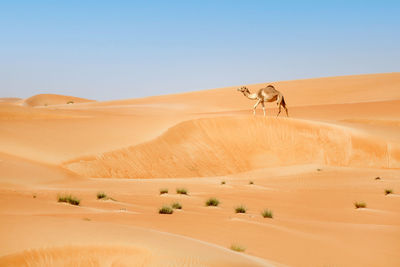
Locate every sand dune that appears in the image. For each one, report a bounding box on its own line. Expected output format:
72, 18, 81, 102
1, 73, 400, 267
0, 245, 271, 267
23, 94, 94, 107
0, 216, 272, 267
76, 72, 400, 111
0, 98, 21, 104
65, 116, 400, 178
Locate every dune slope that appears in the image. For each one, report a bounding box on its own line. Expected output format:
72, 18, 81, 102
65, 116, 400, 178
23, 94, 94, 107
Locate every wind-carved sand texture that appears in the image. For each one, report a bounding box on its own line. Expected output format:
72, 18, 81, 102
65, 117, 400, 178
1, 73, 400, 267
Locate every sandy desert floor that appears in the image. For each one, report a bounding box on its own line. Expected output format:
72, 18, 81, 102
1, 73, 400, 266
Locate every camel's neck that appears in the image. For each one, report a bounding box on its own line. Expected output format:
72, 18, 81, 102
242, 91, 258, 100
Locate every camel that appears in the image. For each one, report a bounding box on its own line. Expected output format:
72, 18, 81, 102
237, 85, 289, 117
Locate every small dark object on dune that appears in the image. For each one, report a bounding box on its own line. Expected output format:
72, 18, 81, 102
97, 192, 107, 199
206, 198, 220, 207
230, 244, 246, 252
159, 188, 168, 195
235, 205, 247, 213
171, 202, 182, 209
354, 202, 366, 209
58, 194, 80, 206
159, 206, 173, 214
385, 189, 393, 195
261, 209, 273, 218
176, 188, 188, 195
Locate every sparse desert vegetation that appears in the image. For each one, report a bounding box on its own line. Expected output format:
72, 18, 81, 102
171, 202, 182, 209
261, 209, 273, 218
96, 192, 116, 201
249, 181, 254, 185
235, 205, 247, 213
97, 192, 107, 199
159, 188, 168, 195
176, 188, 188, 195
67, 100, 74, 104
385, 189, 393, 195
159, 205, 173, 214
230, 244, 246, 252
354, 202, 367, 209
58, 194, 80, 206
375, 176, 381, 180
205, 197, 220, 207
221, 181, 226, 185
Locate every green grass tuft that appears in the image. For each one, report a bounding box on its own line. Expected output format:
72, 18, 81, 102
261, 209, 273, 218
58, 194, 80, 206
354, 202, 366, 209
385, 189, 393, 195
205, 197, 220, 207
171, 202, 182, 209
235, 205, 247, 213
176, 188, 188, 195
159, 206, 173, 214
97, 192, 107, 199
230, 244, 246, 252
159, 188, 168, 195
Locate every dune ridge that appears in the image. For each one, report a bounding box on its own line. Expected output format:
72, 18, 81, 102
76, 73, 400, 111
23, 94, 95, 107
64, 116, 400, 178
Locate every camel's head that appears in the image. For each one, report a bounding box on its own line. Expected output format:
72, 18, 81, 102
237, 86, 250, 95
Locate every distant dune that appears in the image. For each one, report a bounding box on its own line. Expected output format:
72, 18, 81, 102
0, 98, 22, 104
85, 72, 400, 111
23, 93, 95, 107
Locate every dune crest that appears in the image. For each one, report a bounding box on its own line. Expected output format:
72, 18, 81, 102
23, 94, 95, 107
64, 116, 400, 178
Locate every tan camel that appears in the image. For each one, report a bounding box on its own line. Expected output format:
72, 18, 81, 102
237, 85, 289, 117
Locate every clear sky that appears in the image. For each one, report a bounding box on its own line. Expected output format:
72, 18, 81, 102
1, 0, 399, 100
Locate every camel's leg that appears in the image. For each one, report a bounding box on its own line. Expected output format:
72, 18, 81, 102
284, 106, 289, 117
261, 101, 266, 117
276, 104, 282, 117
253, 99, 261, 115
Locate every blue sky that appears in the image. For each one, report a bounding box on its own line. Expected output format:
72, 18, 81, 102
1, 1, 399, 100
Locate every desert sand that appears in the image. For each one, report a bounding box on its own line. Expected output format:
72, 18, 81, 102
0, 73, 399, 266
